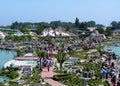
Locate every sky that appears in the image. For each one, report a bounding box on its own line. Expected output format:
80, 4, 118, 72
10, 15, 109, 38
0, 0, 120, 26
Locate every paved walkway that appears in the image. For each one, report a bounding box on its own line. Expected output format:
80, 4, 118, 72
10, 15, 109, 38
41, 67, 66, 86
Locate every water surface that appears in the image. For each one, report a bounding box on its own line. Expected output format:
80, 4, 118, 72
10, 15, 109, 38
0, 49, 17, 69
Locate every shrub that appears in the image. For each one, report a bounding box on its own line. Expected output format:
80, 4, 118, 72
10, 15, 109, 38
9, 81, 18, 86
0, 83, 5, 86
53, 74, 74, 81
6, 71, 19, 79
102, 80, 111, 86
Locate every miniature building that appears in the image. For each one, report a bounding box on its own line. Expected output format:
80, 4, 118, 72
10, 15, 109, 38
83, 71, 94, 78
22, 66, 32, 76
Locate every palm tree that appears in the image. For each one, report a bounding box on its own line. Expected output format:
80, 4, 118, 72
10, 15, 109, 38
36, 49, 47, 70
55, 50, 67, 74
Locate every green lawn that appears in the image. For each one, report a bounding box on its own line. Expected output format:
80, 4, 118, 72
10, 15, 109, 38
71, 50, 90, 59
41, 84, 50, 86
53, 74, 83, 86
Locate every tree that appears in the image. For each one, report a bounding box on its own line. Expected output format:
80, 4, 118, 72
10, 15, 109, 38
75, 17, 80, 28
87, 21, 96, 27
19, 28, 30, 34
105, 27, 112, 36
55, 50, 67, 74
16, 49, 25, 56
36, 27, 44, 35
35, 22, 50, 35
96, 27, 104, 34
26, 35, 32, 41
79, 22, 88, 30
36, 49, 47, 70
10, 21, 19, 29
50, 21, 62, 29
96, 24, 104, 27
111, 21, 118, 29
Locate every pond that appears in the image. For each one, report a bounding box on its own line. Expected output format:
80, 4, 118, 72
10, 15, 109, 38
0, 49, 17, 82
104, 45, 120, 56
0, 76, 11, 82
0, 49, 17, 69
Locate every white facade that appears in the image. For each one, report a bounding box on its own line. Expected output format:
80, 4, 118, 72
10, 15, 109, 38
13, 31, 24, 36
87, 27, 96, 32
0, 31, 5, 39
41, 27, 72, 37
4, 60, 37, 68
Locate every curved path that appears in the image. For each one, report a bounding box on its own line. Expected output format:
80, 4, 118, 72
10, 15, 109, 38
41, 67, 66, 86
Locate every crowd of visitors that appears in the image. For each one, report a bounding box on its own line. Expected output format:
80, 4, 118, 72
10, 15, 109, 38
100, 50, 120, 86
